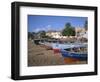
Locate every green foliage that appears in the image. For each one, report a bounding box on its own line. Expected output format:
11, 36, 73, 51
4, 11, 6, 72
62, 23, 76, 36
38, 31, 46, 38
28, 32, 34, 39
84, 20, 88, 30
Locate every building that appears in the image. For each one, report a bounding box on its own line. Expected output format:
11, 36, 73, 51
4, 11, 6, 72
46, 27, 87, 39
75, 27, 87, 39
75, 27, 85, 36
46, 31, 62, 39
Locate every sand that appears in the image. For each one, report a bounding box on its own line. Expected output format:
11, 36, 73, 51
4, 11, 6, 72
28, 40, 65, 66
28, 40, 87, 66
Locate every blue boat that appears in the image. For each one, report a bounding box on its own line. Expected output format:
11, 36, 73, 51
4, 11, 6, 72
60, 47, 87, 61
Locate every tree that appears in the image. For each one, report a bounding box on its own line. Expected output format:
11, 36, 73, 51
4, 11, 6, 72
40, 31, 46, 38
28, 32, 36, 39
28, 32, 31, 39
84, 20, 88, 30
62, 23, 76, 36
38, 31, 46, 38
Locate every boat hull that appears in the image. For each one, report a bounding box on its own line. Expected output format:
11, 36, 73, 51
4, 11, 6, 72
60, 49, 87, 61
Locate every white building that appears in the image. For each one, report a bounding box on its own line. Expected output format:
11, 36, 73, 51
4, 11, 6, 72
82, 31, 88, 39
75, 27, 87, 39
46, 27, 87, 39
46, 31, 62, 39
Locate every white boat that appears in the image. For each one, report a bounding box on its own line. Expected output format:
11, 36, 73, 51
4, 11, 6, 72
39, 40, 87, 52
52, 43, 87, 50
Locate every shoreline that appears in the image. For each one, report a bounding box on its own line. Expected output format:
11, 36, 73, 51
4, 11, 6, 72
28, 40, 87, 66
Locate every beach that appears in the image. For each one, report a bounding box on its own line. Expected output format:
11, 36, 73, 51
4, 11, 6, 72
28, 40, 65, 66
28, 40, 87, 66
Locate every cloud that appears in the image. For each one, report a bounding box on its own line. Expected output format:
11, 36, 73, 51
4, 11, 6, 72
45, 25, 52, 31
33, 25, 52, 33
33, 28, 42, 32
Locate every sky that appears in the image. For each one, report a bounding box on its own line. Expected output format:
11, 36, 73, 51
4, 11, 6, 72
28, 15, 87, 32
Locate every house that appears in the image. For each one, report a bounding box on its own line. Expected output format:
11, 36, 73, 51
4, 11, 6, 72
46, 31, 62, 39
46, 27, 87, 39
75, 27, 87, 39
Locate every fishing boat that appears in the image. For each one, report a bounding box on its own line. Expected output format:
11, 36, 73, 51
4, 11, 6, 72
60, 46, 87, 61
39, 41, 53, 50
52, 42, 87, 53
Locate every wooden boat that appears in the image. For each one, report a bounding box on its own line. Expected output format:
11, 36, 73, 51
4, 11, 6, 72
60, 46, 87, 61
52, 43, 87, 53
39, 41, 52, 50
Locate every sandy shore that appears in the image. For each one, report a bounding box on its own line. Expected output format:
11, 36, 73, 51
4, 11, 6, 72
28, 40, 87, 66
28, 40, 65, 66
